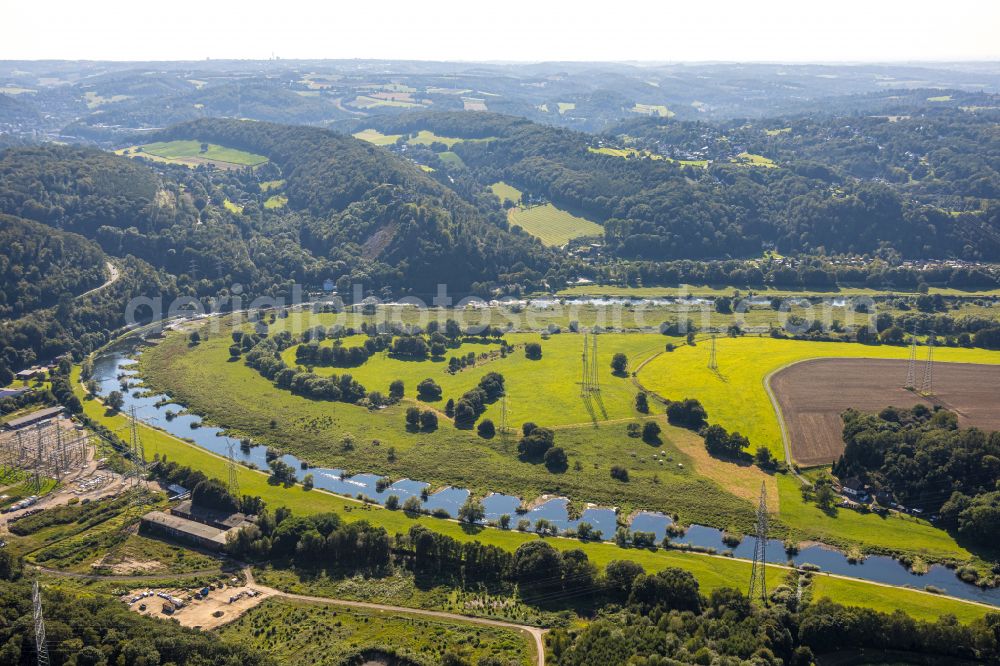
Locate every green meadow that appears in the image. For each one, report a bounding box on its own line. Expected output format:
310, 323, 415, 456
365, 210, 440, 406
353, 128, 403, 145
69, 363, 992, 623
733, 152, 778, 168
126, 140, 268, 166
263, 194, 287, 209
490, 181, 522, 205
508, 204, 603, 246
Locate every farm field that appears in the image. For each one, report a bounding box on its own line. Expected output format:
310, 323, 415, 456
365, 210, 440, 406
636, 336, 1000, 461
219, 598, 536, 665
116, 140, 268, 169
69, 365, 992, 623
771, 358, 1000, 465
508, 204, 603, 246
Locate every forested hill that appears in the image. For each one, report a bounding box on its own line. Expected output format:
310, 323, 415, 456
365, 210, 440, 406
0, 214, 107, 319
366, 111, 1000, 262
153, 118, 554, 291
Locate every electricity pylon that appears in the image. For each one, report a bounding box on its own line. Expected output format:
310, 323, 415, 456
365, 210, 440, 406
226, 440, 241, 500
500, 393, 509, 446
590, 333, 600, 393
748, 481, 769, 605
708, 333, 718, 371
920, 334, 935, 395
33, 580, 50, 666
904, 333, 917, 390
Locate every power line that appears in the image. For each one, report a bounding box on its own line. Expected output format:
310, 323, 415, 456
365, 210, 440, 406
748, 481, 768, 605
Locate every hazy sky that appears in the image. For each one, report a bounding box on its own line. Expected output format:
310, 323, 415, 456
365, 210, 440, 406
4, 0, 999, 62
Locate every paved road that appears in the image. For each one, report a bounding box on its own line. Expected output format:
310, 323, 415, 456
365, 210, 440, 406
244, 568, 548, 666
80, 261, 121, 298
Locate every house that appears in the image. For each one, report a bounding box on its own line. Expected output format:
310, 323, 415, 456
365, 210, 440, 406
0, 387, 31, 400
874, 490, 895, 506
15, 368, 44, 381
840, 477, 870, 502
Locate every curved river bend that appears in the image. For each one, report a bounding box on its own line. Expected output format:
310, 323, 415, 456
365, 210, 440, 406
90, 344, 1000, 607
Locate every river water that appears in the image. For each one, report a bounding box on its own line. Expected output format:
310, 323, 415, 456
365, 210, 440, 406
90, 344, 1000, 606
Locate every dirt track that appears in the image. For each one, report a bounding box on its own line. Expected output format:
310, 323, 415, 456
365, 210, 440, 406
771, 358, 1000, 466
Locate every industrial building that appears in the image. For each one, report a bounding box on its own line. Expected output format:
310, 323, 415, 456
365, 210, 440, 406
139, 511, 230, 552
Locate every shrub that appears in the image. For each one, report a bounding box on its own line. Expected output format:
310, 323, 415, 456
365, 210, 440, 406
543, 446, 568, 472
416, 378, 442, 401
478, 419, 496, 438
610, 465, 630, 482
524, 342, 542, 360
666, 398, 708, 430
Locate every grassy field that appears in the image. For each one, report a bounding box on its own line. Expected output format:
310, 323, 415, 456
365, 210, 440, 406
353, 128, 403, 145
631, 103, 674, 117
219, 598, 536, 665
355, 129, 496, 150
733, 152, 778, 168
223, 199, 243, 214
119, 140, 268, 167
263, 194, 287, 209
438, 151, 465, 167
70, 365, 992, 622
809, 574, 989, 624
557, 102, 576, 114
636, 336, 1000, 460
508, 204, 604, 246
490, 181, 522, 205
141, 326, 758, 531
259, 179, 285, 192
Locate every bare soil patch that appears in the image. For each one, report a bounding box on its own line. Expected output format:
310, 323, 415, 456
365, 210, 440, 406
772, 359, 1000, 466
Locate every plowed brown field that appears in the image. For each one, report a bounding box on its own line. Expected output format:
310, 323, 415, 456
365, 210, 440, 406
771, 359, 1000, 466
